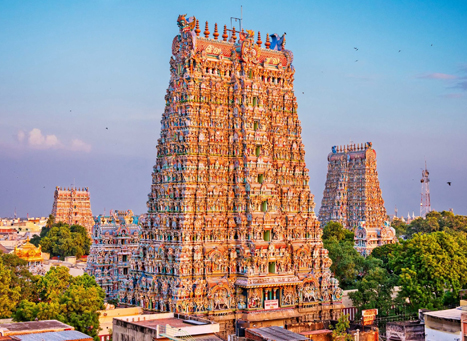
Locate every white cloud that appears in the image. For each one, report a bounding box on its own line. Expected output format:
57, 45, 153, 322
70, 139, 92, 153
28, 128, 60, 148
16, 128, 91, 152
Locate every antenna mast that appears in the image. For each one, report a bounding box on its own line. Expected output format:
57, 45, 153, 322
420, 161, 432, 218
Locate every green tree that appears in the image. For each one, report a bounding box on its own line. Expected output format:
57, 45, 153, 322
14, 267, 104, 340
39, 223, 91, 258
371, 243, 398, 272
331, 314, 353, 341
390, 231, 467, 311
0, 258, 21, 318
324, 237, 364, 289
46, 214, 55, 228
391, 218, 408, 237
323, 221, 354, 242
348, 267, 396, 317
0, 253, 37, 302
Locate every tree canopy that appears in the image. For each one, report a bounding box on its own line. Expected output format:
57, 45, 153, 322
14, 266, 105, 340
38, 222, 91, 258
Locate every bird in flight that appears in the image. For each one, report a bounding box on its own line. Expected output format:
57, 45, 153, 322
447, 182, 451, 186
398, 50, 401, 52
302, 92, 304, 94
354, 47, 358, 51
106, 127, 109, 130
355, 60, 358, 62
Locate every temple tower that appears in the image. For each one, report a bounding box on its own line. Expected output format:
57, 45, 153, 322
85, 210, 141, 300
319, 143, 387, 230
121, 15, 343, 336
51, 186, 94, 235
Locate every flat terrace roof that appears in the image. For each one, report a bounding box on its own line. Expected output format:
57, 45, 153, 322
0, 320, 73, 334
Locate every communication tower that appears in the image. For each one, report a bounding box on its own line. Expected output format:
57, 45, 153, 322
420, 161, 431, 218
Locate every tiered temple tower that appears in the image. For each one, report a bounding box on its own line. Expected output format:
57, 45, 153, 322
319, 142, 388, 230
120, 15, 343, 336
51, 186, 94, 235
85, 210, 141, 300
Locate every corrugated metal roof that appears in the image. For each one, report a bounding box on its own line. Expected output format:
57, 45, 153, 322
249, 326, 309, 341
14, 330, 92, 341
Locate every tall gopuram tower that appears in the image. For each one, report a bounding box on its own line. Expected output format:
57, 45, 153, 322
319, 142, 387, 230
121, 15, 343, 336
51, 186, 94, 235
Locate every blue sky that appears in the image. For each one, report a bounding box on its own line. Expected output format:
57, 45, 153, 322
1, 0, 466, 218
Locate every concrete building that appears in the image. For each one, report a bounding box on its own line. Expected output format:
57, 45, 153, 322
386, 321, 425, 341
112, 312, 221, 341
424, 307, 467, 341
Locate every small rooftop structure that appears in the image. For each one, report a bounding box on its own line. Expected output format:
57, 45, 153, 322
423, 307, 467, 341
245, 326, 309, 341
112, 312, 221, 340
12, 330, 92, 341
0, 320, 73, 336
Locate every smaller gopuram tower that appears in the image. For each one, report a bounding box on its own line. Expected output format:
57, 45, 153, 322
86, 210, 141, 300
51, 186, 94, 235
319, 142, 387, 230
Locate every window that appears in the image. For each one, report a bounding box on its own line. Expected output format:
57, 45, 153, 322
123, 255, 127, 262
261, 201, 268, 212
254, 121, 258, 131
123, 268, 128, 275
253, 97, 257, 107
269, 262, 276, 274
264, 230, 270, 241
258, 174, 264, 184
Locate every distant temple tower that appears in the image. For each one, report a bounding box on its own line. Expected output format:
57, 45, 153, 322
319, 142, 387, 230
51, 187, 94, 235
85, 210, 141, 300
119, 14, 343, 336
420, 161, 431, 218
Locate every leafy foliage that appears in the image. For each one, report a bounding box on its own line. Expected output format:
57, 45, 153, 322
0, 253, 37, 302
323, 221, 355, 242
0, 257, 21, 318
331, 314, 353, 340
39, 222, 91, 258
389, 231, 467, 311
348, 267, 396, 317
14, 266, 105, 339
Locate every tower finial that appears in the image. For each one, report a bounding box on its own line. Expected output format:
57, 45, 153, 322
257, 31, 262, 47
231, 27, 237, 42
195, 20, 200, 37
213, 23, 219, 40
204, 21, 210, 38
265, 33, 270, 49
222, 25, 228, 41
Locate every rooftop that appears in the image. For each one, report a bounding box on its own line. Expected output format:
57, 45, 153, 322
0, 320, 73, 335
247, 326, 309, 341
12, 330, 92, 341
424, 307, 467, 321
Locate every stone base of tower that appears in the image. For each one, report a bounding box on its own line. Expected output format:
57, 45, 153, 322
204, 304, 344, 340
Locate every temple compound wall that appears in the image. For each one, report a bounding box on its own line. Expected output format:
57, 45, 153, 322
119, 14, 343, 337
51, 186, 94, 235
318, 143, 396, 256
85, 210, 141, 300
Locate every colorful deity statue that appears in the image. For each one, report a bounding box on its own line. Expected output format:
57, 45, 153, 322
120, 14, 343, 336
